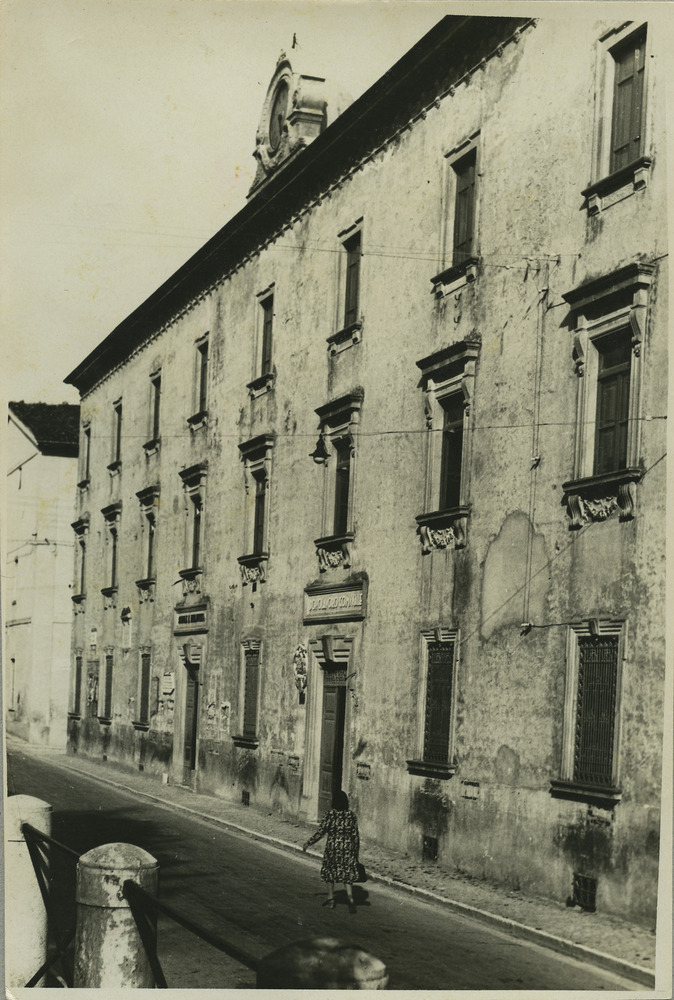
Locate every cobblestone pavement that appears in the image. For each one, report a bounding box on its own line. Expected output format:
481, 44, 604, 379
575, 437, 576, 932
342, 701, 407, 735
7, 739, 659, 981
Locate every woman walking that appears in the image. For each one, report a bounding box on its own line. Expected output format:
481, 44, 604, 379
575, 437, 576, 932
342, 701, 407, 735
303, 791, 360, 913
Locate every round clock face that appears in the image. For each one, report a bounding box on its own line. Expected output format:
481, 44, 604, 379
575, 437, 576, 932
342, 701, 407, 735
269, 81, 289, 152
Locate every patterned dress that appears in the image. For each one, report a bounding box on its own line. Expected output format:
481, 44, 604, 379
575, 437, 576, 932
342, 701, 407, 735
305, 808, 360, 884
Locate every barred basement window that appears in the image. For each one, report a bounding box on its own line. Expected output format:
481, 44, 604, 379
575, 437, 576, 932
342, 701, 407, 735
551, 620, 625, 805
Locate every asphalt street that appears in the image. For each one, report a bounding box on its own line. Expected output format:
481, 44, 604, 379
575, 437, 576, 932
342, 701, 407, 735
6, 746, 646, 991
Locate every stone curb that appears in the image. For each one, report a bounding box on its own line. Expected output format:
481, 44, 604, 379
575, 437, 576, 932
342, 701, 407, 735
12, 746, 655, 989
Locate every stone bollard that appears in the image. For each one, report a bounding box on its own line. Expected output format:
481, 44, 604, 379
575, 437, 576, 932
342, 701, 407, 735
256, 937, 388, 989
5, 795, 53, 988
73, 842, 159, 988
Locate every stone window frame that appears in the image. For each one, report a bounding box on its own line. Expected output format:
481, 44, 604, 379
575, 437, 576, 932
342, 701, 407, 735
136, 484, 160, 602
237, 434, 275, 587
187, 333, 210, 431
78, 419, 91, 491
231, 638, 262, 749
582, 20, 653, 215
98, 646, 114, 725
432, 131, 481, 297
247, 283, 277, 399
178, 462, 208, 596
311, 391, 363, 572
407, 627, 460, 780
561, 262, 653, 529
328, 219, 364, 356
107, 398, 123, 475
71, 515, 89, 606
101, 502, 122, 608
550, 619, 626, 807
69, 648, 84, 719
415, 340, 480, 552
143, 367, 162, 455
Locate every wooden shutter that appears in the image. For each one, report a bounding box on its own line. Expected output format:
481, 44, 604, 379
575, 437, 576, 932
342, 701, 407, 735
423, 642, 454, 763
104, 654, 113, 718
192, 498, 202, 569
453, 149, 476, 265
198, 342, 209, 412
261, 297, 274, 376
574, 636, 618, 786
243, 648, 260, 737
594, 332, 631, 475
610, 30, 646, 174
139, 652, 151, 724
74, 655, 83, 714
146, 516, 155, 579
333, 439, 351, 535
344, 232, 361, 328
110, 526, 118, 589
439, 394, 464, 510
114, 402, 123, 463
152, 375, 161, 440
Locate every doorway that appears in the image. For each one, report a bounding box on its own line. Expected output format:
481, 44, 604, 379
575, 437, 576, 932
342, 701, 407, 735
318, 665, 347, 815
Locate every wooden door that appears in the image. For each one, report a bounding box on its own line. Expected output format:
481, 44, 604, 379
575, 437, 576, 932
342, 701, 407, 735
318, 669, 346, 816
183, 667, 199, 785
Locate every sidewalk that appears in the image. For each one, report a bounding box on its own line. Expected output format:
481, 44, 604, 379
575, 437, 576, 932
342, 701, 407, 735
7, 738, 658, 987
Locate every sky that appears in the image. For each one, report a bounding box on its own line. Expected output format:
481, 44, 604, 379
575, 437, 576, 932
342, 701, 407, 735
0, 0, 468, 407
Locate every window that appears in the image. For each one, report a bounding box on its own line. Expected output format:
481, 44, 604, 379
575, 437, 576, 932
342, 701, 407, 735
610, 28, 646, 175
343, 231, 361, 328
248, 288, 276, 397
100, 650, 114, 722
136, 485, 159, 601
78, 422, 91, 488
188, 335, 209, 427
71, 652, 83, 716
101, 503, 122, 605
562, 262, 653, 527
431, 133, 480, 296
87, 662, 99, 719
107, 400, 123, 472
583, 23, 652, 214
415, 340, 479, 552
312, 392, 363, 571
144, 371, 162, 451
551, 621, 625, 805
237, 435, 274, 586
135, 648, 152, 728
407, 628, 459, 779
178, 464, 207, 586
71, 516, 89, 602
232, 640, 262, 748
452, 147, 477, 266
594, 331, 630, 475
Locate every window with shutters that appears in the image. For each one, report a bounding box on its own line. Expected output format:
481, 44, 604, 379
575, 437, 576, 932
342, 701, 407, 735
248, 286, 277, 397
70, 651, 83, 717
134, 648, 152, 729
107, 399, 123, 473
71, 516, 89, 605
178, 464, 208, 597
551, 621, 625, 805
407, 628, 459, 779
415, 341, 479, 553
562, 263, 653, 528
100, 650, 114, 723
232, 640, 261, 748
312, 391, 363, 572
144, 370, 162, 453
582, 23, 652, 215
237, 435, 274, 587
136, 485, 159, 602
101, 503, 122, 607
78, 421, 91, 490
187, 334, 209, 429
328, 221, 364, 356
432, 133, 480, 296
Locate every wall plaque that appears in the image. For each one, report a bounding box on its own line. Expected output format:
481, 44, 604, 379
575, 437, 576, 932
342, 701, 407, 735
303, 582, 366, 623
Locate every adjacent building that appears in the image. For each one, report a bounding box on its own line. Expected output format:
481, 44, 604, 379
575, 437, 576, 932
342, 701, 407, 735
5, 401, 79, 746
64, 14, 667, 925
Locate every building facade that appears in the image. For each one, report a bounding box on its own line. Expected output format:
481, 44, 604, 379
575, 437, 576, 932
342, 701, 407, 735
65, 15, 667, 925
5, 402, 79, 746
